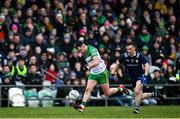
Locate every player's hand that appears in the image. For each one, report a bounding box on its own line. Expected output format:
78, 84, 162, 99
141, 74, 148, 85
109, 74, 115, 81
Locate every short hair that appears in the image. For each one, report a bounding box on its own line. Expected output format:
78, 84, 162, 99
29, 64, 36, 67
126, 42, 135, 47
75, 40, 86, 48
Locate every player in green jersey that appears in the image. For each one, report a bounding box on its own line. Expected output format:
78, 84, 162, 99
73, 41, 129, 112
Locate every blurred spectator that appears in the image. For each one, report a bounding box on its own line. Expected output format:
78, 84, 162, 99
21, 28, 35, 47
32, 33, 47, 53
55, 52, 70, 70
69, 48, 79, 69
28, 55, 40, 72
165, 65, 179, 99
14, 56, 28, 84
1, 64, 15, 106
74, 61, 84, 79
149, 69, 167, 104
135, 25, 152, 50
154, 0, 168, 15
46, 36, 60, 56
24, 64, 42, 91
45, 62, 58, 84
150, 37, 166, 67
141, 45, 152, 65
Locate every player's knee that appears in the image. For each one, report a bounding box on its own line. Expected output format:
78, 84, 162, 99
104, 91, 110, 96
134, 88, 141, 95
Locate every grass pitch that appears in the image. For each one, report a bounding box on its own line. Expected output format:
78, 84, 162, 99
0, 106, 180, 118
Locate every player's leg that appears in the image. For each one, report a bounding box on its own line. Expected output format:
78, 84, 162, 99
142, 92, 153, 99
142, 91, 166, 100
74, 79, 97, 112
82, 80, 97, 104
100, 69, 129, 96
101, 83, 119, 96
133, 80, 143, 114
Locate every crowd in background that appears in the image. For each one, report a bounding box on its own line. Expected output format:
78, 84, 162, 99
0, 0, 179, 106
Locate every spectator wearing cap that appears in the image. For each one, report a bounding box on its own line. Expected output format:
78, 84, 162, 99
57, 70, 65, 82
141, 45, 152, 65
55, 52, 70, 71
69, 71, 79, 85
0, 14, 6, 23
149, 69, 167, 104
98, 44, 106, 56
104, 20, 115, 38
11, 24, 18, 33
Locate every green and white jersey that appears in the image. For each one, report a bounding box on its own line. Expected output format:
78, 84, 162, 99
83, 45, 106, 74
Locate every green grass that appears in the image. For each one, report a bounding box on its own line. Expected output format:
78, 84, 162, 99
0, 106, 180, 118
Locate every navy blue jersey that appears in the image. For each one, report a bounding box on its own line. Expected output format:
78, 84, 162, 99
119, 52, 148, 79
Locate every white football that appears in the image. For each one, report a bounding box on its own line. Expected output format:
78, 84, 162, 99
68, 90, 80, 100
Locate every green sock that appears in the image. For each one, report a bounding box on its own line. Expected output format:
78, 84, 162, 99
118, 87, 123, 92
81, 101, 86, 106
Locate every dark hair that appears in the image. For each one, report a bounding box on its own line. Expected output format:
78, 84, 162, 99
75, 40, 85, 48
29, 64, 36, 67
126, 42, 136, 47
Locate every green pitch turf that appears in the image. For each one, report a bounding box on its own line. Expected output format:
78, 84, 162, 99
0, 106, 180, 118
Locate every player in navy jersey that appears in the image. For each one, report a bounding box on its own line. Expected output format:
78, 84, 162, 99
111, 42, 164, 114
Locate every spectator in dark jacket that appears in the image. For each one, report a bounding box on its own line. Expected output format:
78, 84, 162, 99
24, 64, 42, 91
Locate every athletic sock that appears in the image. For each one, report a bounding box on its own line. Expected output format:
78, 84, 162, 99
118, 87, 123, 92
81, 101, 86, 107
135, 106, 140, 110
